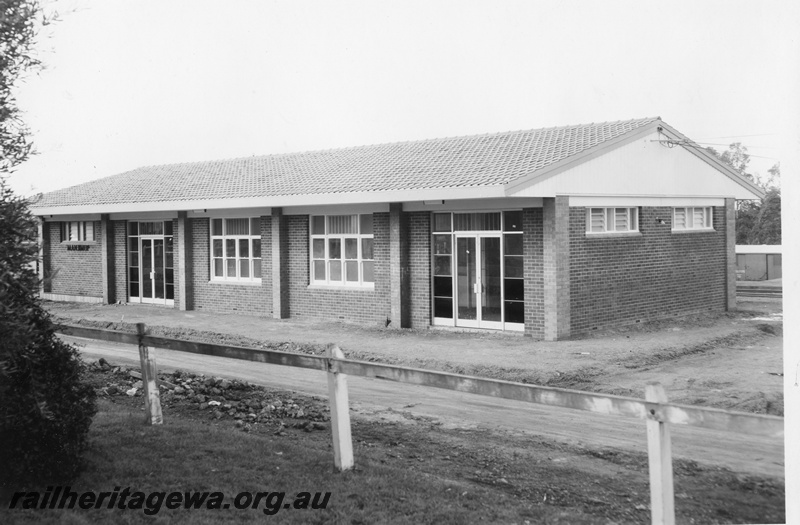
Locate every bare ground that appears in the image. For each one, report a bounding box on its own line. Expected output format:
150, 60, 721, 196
47, 298, 784, 416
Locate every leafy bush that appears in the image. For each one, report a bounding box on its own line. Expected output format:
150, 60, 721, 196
0, 181, 97, 486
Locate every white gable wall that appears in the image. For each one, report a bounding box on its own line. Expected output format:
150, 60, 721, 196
508, 131, 760, 200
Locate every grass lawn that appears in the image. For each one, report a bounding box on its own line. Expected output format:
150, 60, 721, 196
3, 368, 785, 524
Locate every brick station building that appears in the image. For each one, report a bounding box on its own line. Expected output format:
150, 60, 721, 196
31, 117, 763, 340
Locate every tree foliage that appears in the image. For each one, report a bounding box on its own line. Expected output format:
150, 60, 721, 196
719, 142, 751, 179
1, 0, 44, 172
0, 1, 97, 487
707, 143, 781, 245
705, 142, 750, 177
0, 181, 97, 486
735, 164, 781, 245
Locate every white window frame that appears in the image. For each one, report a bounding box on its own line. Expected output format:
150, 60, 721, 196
60, 221, 95, 242
585, 207, 639, 234
210, 217, 262, 283
310, 214, 374, 288
672, 207, 713, 231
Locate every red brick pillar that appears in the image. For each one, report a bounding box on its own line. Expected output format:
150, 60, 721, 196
522, 208, 543, 338
389, 203, 410, 328
272, 208, 289, 319
725, 198, 737, 311
177, 211, 193, 311
101, 214, 113, 304
543, 196, 571, 341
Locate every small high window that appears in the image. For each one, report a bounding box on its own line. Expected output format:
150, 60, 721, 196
60, 221, 95, 242
586, 208, 638, 234
672, 207, 713, 231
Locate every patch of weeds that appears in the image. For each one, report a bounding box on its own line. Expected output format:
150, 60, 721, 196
755, 323, 782, 336
729, 393, 784, 416
673, 458, 708, 476
544, 367, 603, 388
727, 475, 784, 497
579, 448, 648, 470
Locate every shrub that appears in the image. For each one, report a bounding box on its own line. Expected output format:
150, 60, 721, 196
0, 181, 97, 486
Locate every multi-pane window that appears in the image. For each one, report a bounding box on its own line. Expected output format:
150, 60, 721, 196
432, 225, 453, 319
60, 221, 95, 242
310, 214, 374, 287
586, 208, 638, 234
673, 207, 713, 231
210, 218, 262, 282
502, 211, 524, 324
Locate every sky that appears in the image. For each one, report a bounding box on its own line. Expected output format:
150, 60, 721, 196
7, 0, 799, 196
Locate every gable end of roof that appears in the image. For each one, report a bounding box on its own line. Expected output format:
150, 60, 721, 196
656, 122, 766, 199
503, 118, 663, 194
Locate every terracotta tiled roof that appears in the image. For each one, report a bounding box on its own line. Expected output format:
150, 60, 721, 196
33, 117, 660, 208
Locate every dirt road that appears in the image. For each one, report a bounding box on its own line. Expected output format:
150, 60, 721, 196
64, 335, 784, 479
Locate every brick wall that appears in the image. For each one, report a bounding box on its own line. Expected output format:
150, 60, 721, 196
543, 197, 571, 340
190, 217, 272, 316
169, 218, 180, 308
407, 212, 431, 329
569, 206, 727, 334
46, 221, 103, 297
179, 212, 429, 327
286, 214, 392, 325
272, 210, 290, 318
522, 208, 544, 338
113, 221, 127, 303
175, 215, 191, 310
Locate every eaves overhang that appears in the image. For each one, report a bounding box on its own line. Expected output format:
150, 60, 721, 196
31, 184, 510, 217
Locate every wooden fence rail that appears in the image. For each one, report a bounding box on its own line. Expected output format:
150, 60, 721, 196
60, 323, 784, 525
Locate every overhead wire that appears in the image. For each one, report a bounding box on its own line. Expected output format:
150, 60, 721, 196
684, 141, 777, 149
694, 133, 776, 140
652, 132, 779, 161
674, 142, 779, 161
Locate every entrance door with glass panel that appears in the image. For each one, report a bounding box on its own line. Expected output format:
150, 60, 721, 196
140, 238, 166, 302
128, 221, 174, 306
432, 211, 524, 331
455, 235, 503, 329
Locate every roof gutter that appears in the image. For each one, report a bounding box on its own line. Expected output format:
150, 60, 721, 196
30, 184, 510, 217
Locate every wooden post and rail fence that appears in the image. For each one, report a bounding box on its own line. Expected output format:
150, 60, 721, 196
62, 323, 783, 525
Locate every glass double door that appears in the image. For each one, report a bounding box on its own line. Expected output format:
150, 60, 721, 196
455, 235, 502, 329
129, 236, 174, 306
140, 238, 165, 302
128, 221, 174, 306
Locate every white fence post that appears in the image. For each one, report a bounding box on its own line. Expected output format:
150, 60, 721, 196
646, 382, 675, 525
327, 344, 354, 471
136, 323, 163, 425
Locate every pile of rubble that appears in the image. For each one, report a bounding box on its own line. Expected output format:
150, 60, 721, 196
90, 359, 329, 433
